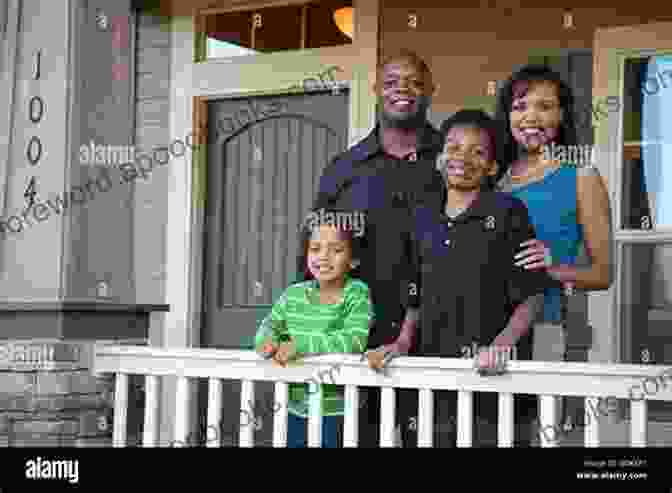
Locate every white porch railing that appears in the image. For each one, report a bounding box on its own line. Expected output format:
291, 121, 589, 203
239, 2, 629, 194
93, 345, 672, 447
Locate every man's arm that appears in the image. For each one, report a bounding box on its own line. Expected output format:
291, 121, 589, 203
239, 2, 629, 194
395, 215, 421, 354
392, 307, 418, 354
382, 208, 421, 355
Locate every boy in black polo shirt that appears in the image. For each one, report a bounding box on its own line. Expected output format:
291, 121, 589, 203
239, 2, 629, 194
386, 110, 560, 447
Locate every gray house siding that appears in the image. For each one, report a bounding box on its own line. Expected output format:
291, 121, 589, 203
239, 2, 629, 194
66, 0, 135, 302
133, 11, 171, 318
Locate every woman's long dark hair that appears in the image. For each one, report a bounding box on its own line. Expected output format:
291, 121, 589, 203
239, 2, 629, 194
494, 64, 578, 177
439, 109, 502, 187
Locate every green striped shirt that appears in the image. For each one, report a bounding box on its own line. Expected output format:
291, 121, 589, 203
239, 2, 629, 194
255, 275, 372, 417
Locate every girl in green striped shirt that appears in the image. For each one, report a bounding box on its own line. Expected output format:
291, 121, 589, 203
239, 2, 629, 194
255, 212, 372, 447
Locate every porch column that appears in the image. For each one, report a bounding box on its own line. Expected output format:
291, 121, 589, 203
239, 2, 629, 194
0, 0, 158, 447
0, 302, 167, 447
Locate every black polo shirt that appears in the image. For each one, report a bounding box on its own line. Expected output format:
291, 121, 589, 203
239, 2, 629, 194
408, 189, 562, 360
305, 122, 445, 349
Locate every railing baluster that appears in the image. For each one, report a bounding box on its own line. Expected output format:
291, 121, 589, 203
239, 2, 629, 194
380, 387, 396, 447
112, 373, 129, 447
142, 375, 160, 447
173, 376, 189, 447
307, 380, 323, 447
273, 382, 288, 447
207, 378, 222, 447
498, 393, 514, 447
343, 385, 359, 447
456, 390, 473, 447
630, 399, 647, 447
539, 395, 558, 447
240, 379, 255, 447
93, 345, 672, 449
418, 388, 433, 448
584, 397, 601, 447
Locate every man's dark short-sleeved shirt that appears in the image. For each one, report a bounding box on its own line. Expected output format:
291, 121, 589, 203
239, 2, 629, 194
306, 123, 445, 349
407, 189, 562, 360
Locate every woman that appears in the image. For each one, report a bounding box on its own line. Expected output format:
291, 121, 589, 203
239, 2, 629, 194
494, 65, 613, 436
495, 64, 614, 438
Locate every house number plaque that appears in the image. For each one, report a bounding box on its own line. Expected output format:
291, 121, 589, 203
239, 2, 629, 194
25, 50, 44, 212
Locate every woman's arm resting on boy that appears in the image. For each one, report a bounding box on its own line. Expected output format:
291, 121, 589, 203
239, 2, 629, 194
514, 169, 613, 291
514, 239, 552, 270
367, 231, 421, 372
507, 199, 564, 305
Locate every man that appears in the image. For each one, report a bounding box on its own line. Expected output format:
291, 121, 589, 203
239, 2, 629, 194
300, 50, 445, 447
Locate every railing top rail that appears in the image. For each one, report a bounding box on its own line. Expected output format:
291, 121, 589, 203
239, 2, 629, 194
93, 344, 672, 401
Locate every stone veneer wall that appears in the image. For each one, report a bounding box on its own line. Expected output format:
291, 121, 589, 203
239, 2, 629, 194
0, 339, 146, 447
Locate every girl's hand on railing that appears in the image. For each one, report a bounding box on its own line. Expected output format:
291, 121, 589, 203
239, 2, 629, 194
514, 239, 551, 270
257, 337, 278, 359
272, 341, 297, 367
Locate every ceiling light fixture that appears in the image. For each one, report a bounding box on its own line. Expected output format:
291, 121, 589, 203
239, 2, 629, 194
333, 7, 353, 39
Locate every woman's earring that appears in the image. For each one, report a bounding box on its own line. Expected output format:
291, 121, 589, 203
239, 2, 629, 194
350, 260, 360, 270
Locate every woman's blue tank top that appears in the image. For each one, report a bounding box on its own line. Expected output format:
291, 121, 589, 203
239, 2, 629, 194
509, 165, 584, 323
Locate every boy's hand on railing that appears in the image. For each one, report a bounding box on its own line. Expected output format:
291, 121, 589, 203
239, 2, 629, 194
272, 341, 297, 367
474, 346, 511, 376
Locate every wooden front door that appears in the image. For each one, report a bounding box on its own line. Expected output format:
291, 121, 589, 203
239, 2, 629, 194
197, 90, 349, 446
201, 90, 349, 350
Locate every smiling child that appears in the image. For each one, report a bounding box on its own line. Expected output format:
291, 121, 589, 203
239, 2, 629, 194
255, 209, 372, 447
403, 109, 562, 446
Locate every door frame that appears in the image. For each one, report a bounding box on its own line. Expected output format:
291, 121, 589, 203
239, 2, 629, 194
159, 0, 379, 444
164, 0, 379, 351
591, 21, 672, 365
